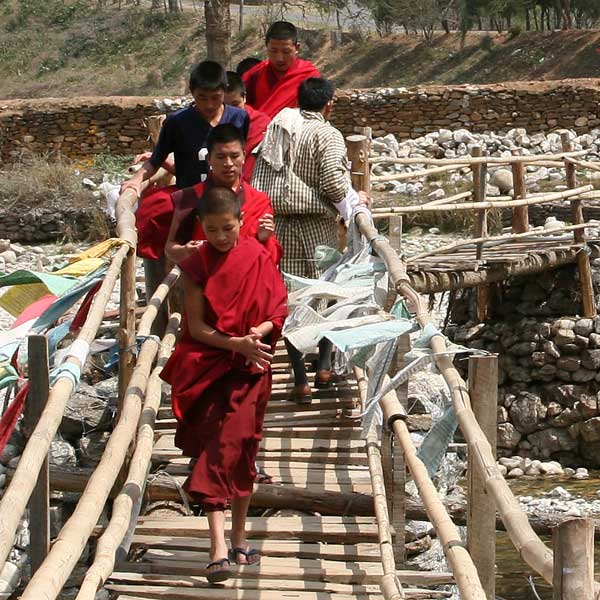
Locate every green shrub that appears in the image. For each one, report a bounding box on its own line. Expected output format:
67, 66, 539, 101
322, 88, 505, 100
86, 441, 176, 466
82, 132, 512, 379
479, 34, 494, 53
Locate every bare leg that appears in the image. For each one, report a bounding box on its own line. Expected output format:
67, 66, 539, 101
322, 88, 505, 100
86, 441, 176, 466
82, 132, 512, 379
230, 494, 252, 562
207, 510, 228, 565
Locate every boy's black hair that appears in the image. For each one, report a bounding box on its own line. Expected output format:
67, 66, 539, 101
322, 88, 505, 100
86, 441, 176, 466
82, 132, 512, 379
265, 21, 298, 44
189, 61, 228, 93
236, 57, 261, 76
206, 124, 245, 154
196, 186, 241, 221
298, 77, 335, 112
225, 71, 246, 96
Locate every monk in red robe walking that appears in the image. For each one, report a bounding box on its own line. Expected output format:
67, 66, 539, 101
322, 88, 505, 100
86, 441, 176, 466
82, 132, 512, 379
161, 187, 288, 583
135, 124, 282, 266
242, 21, 320, 119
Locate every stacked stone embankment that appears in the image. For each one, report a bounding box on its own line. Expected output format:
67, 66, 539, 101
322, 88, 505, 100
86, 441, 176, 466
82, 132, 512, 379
2, 79, 600, 160
447, 265, 600, 468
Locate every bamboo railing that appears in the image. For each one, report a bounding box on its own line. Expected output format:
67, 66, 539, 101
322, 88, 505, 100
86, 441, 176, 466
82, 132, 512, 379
0, 186, 185, 600
349, 132, 600, 596
0, 189, 138, 570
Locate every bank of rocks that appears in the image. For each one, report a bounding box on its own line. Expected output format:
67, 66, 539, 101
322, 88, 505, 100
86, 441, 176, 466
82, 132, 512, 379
447, 266, 600, 467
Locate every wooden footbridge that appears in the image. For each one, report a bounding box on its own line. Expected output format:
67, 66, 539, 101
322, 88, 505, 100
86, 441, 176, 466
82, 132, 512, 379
0, 132, 599, 600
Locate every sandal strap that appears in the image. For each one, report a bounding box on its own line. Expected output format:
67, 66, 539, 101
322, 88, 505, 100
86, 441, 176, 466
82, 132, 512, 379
207, 557, 230, 569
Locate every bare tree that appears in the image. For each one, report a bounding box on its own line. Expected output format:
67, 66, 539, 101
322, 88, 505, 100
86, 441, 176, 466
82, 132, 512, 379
205, 0, 231, 66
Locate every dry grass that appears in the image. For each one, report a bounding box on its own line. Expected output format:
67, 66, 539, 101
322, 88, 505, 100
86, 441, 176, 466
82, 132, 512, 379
0, 150, 94, 210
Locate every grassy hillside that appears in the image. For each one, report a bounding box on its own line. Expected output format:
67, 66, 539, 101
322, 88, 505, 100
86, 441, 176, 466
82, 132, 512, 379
1, 0, 600, 99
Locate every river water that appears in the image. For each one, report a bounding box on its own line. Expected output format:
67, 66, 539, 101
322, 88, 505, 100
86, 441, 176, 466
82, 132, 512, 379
495, 475, 600, 599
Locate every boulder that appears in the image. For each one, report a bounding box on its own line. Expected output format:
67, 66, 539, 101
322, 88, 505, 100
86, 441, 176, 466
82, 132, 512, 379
489, 169, 513, 194
49, 437, 77, 467
509, 392, 546, 433
77, 432, 111, 467
497, 423, 522, 449
579, 417, 600, 443
528, 427, 578, 453
60, 382, 117, 437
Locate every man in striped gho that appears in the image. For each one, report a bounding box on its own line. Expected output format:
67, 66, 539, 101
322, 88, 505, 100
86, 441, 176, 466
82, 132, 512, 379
252, 77, 368, 404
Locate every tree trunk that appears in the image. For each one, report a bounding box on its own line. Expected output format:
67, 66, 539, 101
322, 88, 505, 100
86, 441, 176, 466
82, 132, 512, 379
441, 18, 450, 34
204, 0, 231, 65
168, 0, 181, 12
525, 8, 531, 30
561, 0, 572, 29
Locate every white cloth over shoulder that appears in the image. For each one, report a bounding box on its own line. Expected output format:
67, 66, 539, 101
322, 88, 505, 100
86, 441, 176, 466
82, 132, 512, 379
258, 108, 305, 172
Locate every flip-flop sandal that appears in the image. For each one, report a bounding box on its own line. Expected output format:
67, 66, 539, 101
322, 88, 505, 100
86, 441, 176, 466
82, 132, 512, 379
288, 384, 312, 405
256, 466, 274, 485
206, 557, 232, 583
229, 547, 261, 566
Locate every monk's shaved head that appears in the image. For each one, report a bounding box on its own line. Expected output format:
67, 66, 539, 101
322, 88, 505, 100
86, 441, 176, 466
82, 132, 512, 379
196, 186, 241, 221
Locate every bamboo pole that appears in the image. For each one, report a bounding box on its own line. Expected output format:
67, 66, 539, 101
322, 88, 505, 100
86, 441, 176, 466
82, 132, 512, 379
407, 223, 597, 263
373, 374, 486, 600
552, 518, 595, 600
137, 267, 181, 335
423, 191, 472, 208
369, 150, 587, 166
76, 314, 181, 600
368, 185, 593, 214
118, 247, 137, 410
467, 356, 497, 600
21, 336, 160, 600
372, 163, 468, 183
562, 133, 597, 318
24, 335, 50, 575
0, 243, 130, 570
355, 368, 405, 600
565, 157, 600, 172
471, 146, 489, 321
353, 212, 600, 594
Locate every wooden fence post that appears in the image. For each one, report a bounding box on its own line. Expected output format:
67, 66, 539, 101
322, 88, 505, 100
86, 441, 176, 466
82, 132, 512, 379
561, 133, 596, 318
389, 333, 410, 566
346, 133, 371, 193
24, 335, 50, 575
471, 146, 489, 321
510, 149, 529, 233
552, 517, 595, 599
118, 248, 137, 410
467, 354, 497, 600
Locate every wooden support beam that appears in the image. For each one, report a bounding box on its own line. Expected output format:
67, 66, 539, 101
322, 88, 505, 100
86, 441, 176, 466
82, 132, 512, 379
118, 247, 137, 410
561, 133, 597, 318
467, 355, 498, 600
390, 334, 410, 566
142, 256, 170, 338
552, 518, 595, 600
510, 149, 529, 233
346, 134, 371, 193
24, 335, 50, 576
471, 146, 489, 321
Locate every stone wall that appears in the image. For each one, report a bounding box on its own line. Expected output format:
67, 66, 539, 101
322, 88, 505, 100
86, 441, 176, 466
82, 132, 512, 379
2, 79, 600, 160
447, 265, 600, 467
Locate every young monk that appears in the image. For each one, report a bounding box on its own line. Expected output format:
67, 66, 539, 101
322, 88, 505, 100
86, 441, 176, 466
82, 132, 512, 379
242, 21, 320, 119
160, 187, 288, 583
224, 71, 271, 182
163, 124, 282, 266
124, 61, 249, 260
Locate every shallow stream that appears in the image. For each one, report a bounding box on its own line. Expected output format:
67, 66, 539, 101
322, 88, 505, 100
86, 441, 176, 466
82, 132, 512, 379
494, 475, 600, 599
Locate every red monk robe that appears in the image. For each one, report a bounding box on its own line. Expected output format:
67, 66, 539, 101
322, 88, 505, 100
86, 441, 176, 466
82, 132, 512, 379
242, 105, 271, 182
160, 236, 288, 510
242, 58, 320, 119
135, 179, 282, 265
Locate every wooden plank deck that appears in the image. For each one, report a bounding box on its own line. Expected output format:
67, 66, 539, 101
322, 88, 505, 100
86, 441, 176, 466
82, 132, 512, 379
107, 345, 451, 599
